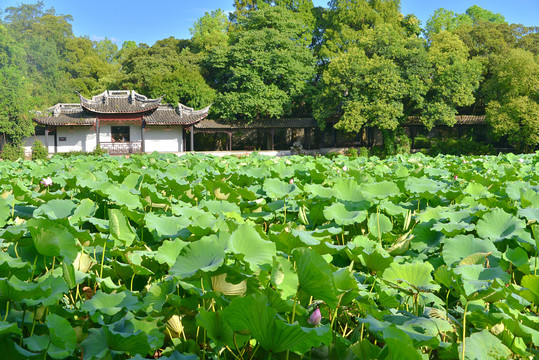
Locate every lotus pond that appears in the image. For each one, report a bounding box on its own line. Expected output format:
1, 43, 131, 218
0, 152, 538, 359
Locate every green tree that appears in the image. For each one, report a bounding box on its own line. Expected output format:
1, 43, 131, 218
421, 31, 482, 129
425, 6, 505, 41
486, 49, 539, 152
207, 5, 315, 120
0, 26, 33, 146
321, 0, 402, 58
118, 37, 214, 108
3, 1, 74, 106
190, 9, 229, 53
314, 24, 430, 133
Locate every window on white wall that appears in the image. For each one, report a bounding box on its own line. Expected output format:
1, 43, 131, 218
111, 126, 130, 142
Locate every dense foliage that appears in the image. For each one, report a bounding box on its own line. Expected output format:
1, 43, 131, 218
0, 152, 538, 359
0, 0, 538, 150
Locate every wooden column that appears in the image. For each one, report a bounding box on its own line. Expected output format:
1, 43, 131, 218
44, 128, 50, 150
271, 128, 275, 151
190, 125, 194, 152
96, 118, 100, 149
141, 121, 145, 153
228, 131, 232, 151
332, 125, 337, 146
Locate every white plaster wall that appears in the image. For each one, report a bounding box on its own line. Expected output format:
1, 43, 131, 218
56, 127, 93, 152
24, 135, 55, 156
144, 127, 183, 153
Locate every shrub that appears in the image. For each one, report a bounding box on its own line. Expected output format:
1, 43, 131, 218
429, 138, 495, 156
345, 147, 358, 158
413, 135, 431, 149
1, 143, 24, 161
31, 140, 49, 161
358, 147, 369, 158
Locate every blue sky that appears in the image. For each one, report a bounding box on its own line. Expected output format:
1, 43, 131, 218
1, 1, 537, 46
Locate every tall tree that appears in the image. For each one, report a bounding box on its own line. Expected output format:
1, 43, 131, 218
206, 5, 315, 120
421, 31, 482, 128
486, 49, 539, 152
314, 24, 430, 132
190, 9, 229, 54
0, 26, 33, 146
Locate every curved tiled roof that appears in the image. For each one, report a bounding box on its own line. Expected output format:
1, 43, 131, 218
34, 104, 96, 126
79, 90, 163, 114
195, 118, 318, 130
145, 104, 211, 125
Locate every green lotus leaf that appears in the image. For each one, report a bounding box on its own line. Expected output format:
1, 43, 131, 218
442, 235, 501, 267
69, 198, 97, 224
404, 177, 445, 199
45, 313, 77, 359
155, 239, 188, 267
367, 212, 393, 238
431, 221, 474, 236
518, 207, 539, 222
304, 183, 335, 199
142, 280, 176, 313
453, 265, 510, 299
145, 213, 190, 241
229, 224, 276, 271
333, 179, 365, 202
103, 184, 142, 210
270, 256, 298, 299
383, 261, 440, 294
169, 237, 225, 278
476, 208, 525, 241
27, 218, 79, 262
196, 310, 242, 349
109, 209, 136, 246
347, 236, 393, 272
350, 339, 382, 359
0, 198, 10, 227
459, 329, 511, 360
293, 247, 338, 307
323, 202, 367, 226
361, 180, 400, 200
222, 294, 331, 354
0, 252, 30, 278
463, 182, 491, 198
199, 199, 241, 214
0, 321, 21, 337
521, 188, 539, 208
383, 327, 423, 360
520, 275, 539, 305
33, 199, 77, 220
81, 290, 141, 316
263, 178, 299, 199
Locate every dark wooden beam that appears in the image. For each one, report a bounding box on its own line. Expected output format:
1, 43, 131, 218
190, 125, 194, 152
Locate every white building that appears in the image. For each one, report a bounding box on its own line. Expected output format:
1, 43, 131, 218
30, 90, 210, 155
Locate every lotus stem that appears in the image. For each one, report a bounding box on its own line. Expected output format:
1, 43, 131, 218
461, 300, 469, 360
3, 301, 9, 322
100, 240, 107, 279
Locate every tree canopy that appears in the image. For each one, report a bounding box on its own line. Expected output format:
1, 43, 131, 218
0, 1, 538, 152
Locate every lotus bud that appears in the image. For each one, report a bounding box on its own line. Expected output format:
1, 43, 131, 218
454, 175, 458, 180
289, 178, 294, 184
519, 158, 524, 163
342, 165, 348, 172
40, 177, 53, 187
308, 308, 321, 326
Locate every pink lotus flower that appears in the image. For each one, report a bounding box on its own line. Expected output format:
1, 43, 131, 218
454, 175, 458, 180
342, 166, 348, 172
519, 158, 524, 163
40, 177, 53, 187
308, 308, 321, 326
289, 178, 294, 184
